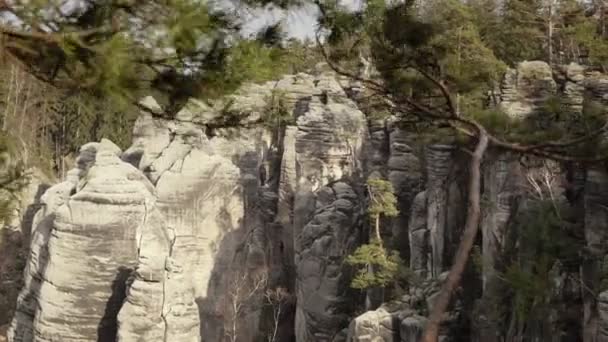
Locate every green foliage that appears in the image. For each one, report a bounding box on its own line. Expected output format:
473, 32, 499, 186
502, 200, 583, 326
0, 134, 27, 225
346, 239, 402, 289
320, 0, 505, 115
540, 95, 564, 117
565, 14, 608, 69
202, 40, 318, 98
282, 39, 324, 74
367, 178, 399, 220
488, 0, 545, 65
262, 90, 294, 129
467, 108, 513, 135
423, 0, 507, 92
3, 0, 323, 114
345, 178, 402, 290
462, 94, 607, 150
165, 0, 218, 55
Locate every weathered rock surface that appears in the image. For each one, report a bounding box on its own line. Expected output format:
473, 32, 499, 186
500, 61, 557, 118
0, 169, 48, 330
480, 152, 523, 288
296, 182, 362, 341
424, 144, 456, 278
408, 191, 428, 277
347, 306, 401, 342
8, 69, 371, 342
292, 72, 368, 341
583, 168, 608, 342
387, 124, 422, 260
9, 140, 170, 342
7, 62, 608, 342
345, 278, 446, 342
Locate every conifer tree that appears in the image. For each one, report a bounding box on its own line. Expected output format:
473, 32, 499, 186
0, 0, 300, 111
346, 178, 400, 290
494, 0, 546, 64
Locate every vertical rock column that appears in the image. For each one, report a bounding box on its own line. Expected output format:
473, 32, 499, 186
6, 143, 96, 342
293, 89, 368, 341
409, 191, 428, 278
480, 153, 522, 288
583, 168, 608, 342
387, 125, 422, 259
11, 140, 155, 342
561, 63, 586, 116
424, 144, 455, 278
8, 181, 76, 342
473, 152, 523, 342
117, 207, 200, 342
276, 126, 298, 290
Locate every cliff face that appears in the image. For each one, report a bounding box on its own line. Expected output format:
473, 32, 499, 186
3, 62, 608, 342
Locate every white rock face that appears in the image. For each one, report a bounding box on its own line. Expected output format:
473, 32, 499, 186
345, 299, 427, 342
9, 70, 373, 342
9, 140, 178, 342
346, 307, 397, 341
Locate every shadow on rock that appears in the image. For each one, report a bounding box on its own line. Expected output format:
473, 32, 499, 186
1, 183, 48, 332
97, 267, 132, 342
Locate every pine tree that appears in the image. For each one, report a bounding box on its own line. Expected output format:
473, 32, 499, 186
346, 179, 400, 290
494, 0, 546, 65
0, 0, 302, 112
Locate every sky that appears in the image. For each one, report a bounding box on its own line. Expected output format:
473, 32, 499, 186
0, 0, 362, 40
228, 0, 362, 40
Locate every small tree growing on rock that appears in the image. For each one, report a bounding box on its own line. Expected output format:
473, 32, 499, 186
224, 270, 268, 342
264, 287, 293, 342
346, 178, 400, 290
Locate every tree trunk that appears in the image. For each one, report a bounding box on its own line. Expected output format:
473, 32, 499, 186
422, 131, 489, 342
548, 0, 554, 65
374, 215, 381, 242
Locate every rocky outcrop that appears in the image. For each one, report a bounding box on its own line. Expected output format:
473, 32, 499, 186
387, 124, 422, 259
116, 205, 200, 342
6, 179, 69, 342
124, 97, 272, 340
296, 182, 362, 341
346, 305, 402, 342
345, 276, 449, 342
583, 168, 608, 341
346, 304, 426, 342
0, 169, 48, 331
292, 72, 368, 341
9, 140, 182, 342
7, 69, 371, 342
480, 152, 522, 288
500, 61, 557, 119
7, 61, 608, 342
424, 144, 456, 278
408, 191, 428, 278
